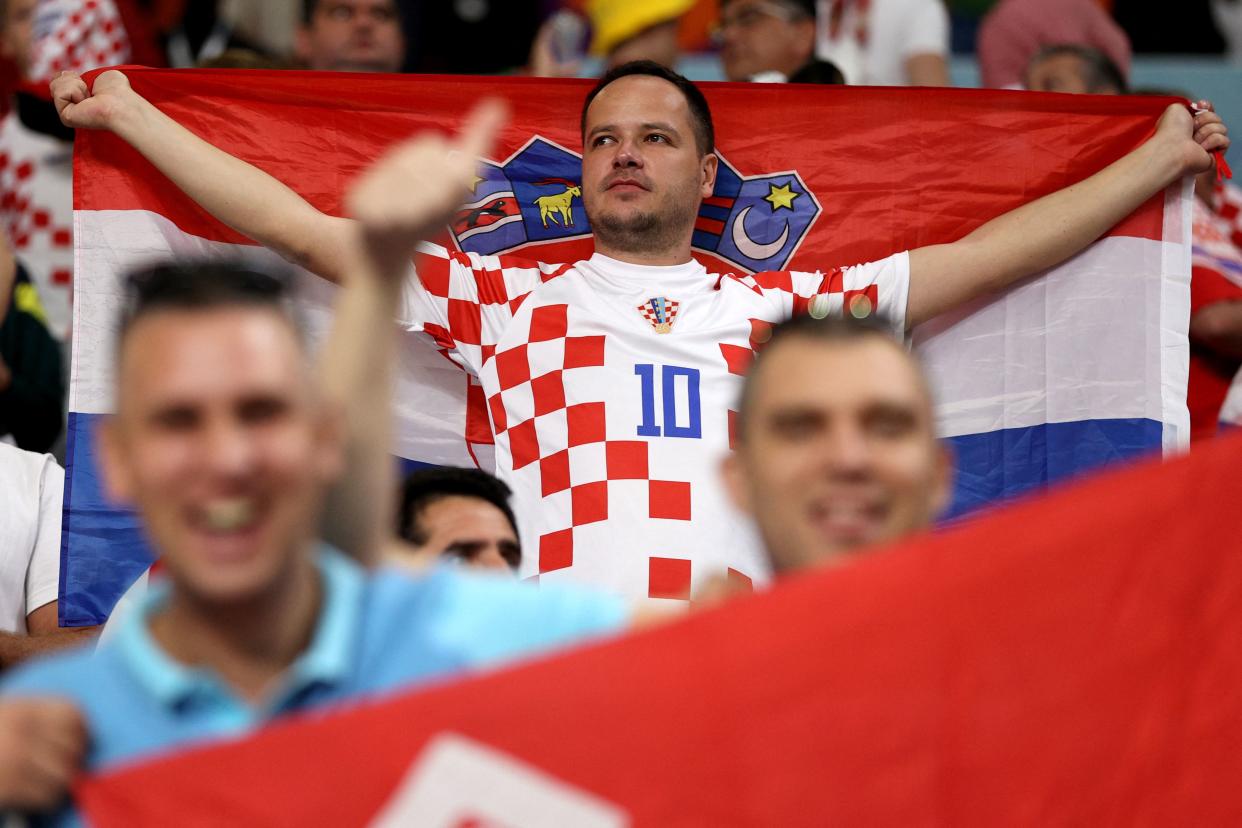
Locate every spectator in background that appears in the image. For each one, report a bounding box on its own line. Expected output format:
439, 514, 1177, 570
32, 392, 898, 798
0, 444, 98, 671
394, 467, 522, 573
978, 0, 1131, 90
295, 0, 405, 73
1024, 44, 1127, 94
813, 0, 949, 86
0, 237, 64, 452
586, 0, 694, 69
718, 0, 843, 84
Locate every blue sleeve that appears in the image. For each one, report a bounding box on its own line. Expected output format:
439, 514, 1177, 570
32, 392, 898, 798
428, 570, 629, 667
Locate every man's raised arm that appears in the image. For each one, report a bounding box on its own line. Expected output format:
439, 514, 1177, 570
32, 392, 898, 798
906, 103, 1230, 328
317, 100, 508, 563
51, 70, 356, 284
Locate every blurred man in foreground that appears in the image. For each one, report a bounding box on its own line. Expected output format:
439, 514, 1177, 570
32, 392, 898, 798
0, 106, 628, 821
394, 466, 522, 573
721, 313, 950, 577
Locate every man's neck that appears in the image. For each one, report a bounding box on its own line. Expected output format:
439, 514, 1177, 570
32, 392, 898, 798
149, 554, 323, 704
592, 239, 695, 267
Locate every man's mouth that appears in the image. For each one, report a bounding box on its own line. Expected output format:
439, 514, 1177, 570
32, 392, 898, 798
199, 497, 260, 534
606, 178, 649, 192
807, 497, 887, 545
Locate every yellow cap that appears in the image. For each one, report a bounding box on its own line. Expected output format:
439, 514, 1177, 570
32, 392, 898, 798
585, 0, 695, 56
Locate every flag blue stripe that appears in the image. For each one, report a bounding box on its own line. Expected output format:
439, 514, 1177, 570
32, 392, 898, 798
944, 418, 1163, 519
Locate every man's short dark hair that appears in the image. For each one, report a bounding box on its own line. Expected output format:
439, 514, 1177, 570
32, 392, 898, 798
737, 311, 912, 434
302, 0, 402, 25
117, 261, 300, 350
581, 60, 716, 156
1029, 44, 1128, 94
397, 466, 521, 552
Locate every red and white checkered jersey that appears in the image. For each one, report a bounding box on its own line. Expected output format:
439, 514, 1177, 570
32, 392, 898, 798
399, 247, 910, 604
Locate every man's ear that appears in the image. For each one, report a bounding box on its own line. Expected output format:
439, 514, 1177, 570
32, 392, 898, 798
700, 152, 718, 199
96, 417, 134, 505
720, 450, 753, 516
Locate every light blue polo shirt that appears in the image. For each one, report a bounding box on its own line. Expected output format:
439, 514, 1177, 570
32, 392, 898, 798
1, 548, 627, 824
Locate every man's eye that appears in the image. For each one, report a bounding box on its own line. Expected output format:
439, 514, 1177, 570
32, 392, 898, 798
593, 135, 615, 147
646, 134, 669, 143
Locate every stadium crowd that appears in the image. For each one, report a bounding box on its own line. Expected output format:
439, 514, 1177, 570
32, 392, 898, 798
0, 0, 1239, 822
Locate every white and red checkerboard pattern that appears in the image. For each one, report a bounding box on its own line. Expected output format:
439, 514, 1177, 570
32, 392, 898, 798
398, 245, 909, 604
29, 0, 131, 85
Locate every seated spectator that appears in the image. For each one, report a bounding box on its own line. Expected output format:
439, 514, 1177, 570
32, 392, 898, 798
395, 467, 522, 573
1024, 44, 1127, 94
718, 0, 844, 84
813, 0, 949, 86
295, 0, 405, 73
586, 0, 694, 69
978, 0, 1131, 90
719, 313, 951, 580
0, 444, 97, 670
0, 251, 64, 453
0, 114, 630, 821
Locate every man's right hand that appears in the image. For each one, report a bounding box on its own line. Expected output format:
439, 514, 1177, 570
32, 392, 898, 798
0, 698, 87, 812
346, 99, 508, 276
51, 69, 136, 131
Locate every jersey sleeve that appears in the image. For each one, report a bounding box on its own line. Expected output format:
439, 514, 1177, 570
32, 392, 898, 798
757, 251, 910, 338
396, 243, 564, 374
24, 453, 63, 617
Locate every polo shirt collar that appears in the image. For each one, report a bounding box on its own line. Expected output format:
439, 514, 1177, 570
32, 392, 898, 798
116, 546, 366, 711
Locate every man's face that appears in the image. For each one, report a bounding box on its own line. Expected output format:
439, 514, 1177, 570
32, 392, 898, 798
102, 308, 342, 605
719, 0, 815, 82
1025, 54, 1117, 95
297, 0, 404, 73
724, 336, 951, 572
409, 495, 520, 572
581, 75, 717, 253
0, 0, 36, 76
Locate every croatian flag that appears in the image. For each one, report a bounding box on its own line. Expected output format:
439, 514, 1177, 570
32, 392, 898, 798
61, 69, 1191, 625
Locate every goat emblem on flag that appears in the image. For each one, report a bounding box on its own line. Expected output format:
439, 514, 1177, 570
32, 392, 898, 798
638, 296, 680, 334
450, 138, 818, 273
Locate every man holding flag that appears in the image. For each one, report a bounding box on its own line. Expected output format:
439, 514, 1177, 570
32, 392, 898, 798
50, 61, 1228, 604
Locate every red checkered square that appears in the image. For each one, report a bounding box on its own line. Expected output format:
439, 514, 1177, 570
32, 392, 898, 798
571, 481, 608, 526
563, 335, 606, 369
844, 285, 879, 317
529, 304, 568, 342
487, 393, 507, 433
719, 343, 754, 377
539, 529, 573, 573
749, 318, 773, 350
476, 266, 508, 305
508, 419, 539, 469
447, 298, 482, 345
753, 271, 793, 292
649, 557, 692, 600
464, 383, 492, 445
414, 252, 450, 297
539, 450, 571, 497
567, 402, 606, 447
606, 441, 648, 479
480, 344, 496, 364
649, 480, 691, 520
494, 344, 530, 390
509, 291, 531, 314
530, 371, 566, 416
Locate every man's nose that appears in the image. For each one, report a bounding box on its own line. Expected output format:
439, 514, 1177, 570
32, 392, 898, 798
819, 423, 872, 475
202, 419, 256, 479
613, 139, 644, 168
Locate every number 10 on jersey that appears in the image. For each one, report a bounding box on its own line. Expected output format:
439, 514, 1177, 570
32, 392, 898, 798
634, 364, 702, 439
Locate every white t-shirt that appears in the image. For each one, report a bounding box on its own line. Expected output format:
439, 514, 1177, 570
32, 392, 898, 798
0, 443, 63, 633
400, 247, 909, 605
815, 0, 949, 86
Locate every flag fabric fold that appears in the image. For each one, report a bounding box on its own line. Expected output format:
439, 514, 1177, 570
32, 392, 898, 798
63, 69, 1191, 623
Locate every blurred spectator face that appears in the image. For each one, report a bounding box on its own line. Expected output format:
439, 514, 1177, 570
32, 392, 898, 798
0, 0, 36, 76
407, 495, 520, 572
581, 74, 716, 251
607, 19, 681, 69
100, 307, 342, 605
1025, 49, 1124, 95
297, 0, 404, 73
718, 0, 815, 82
723, 334, 951, 572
